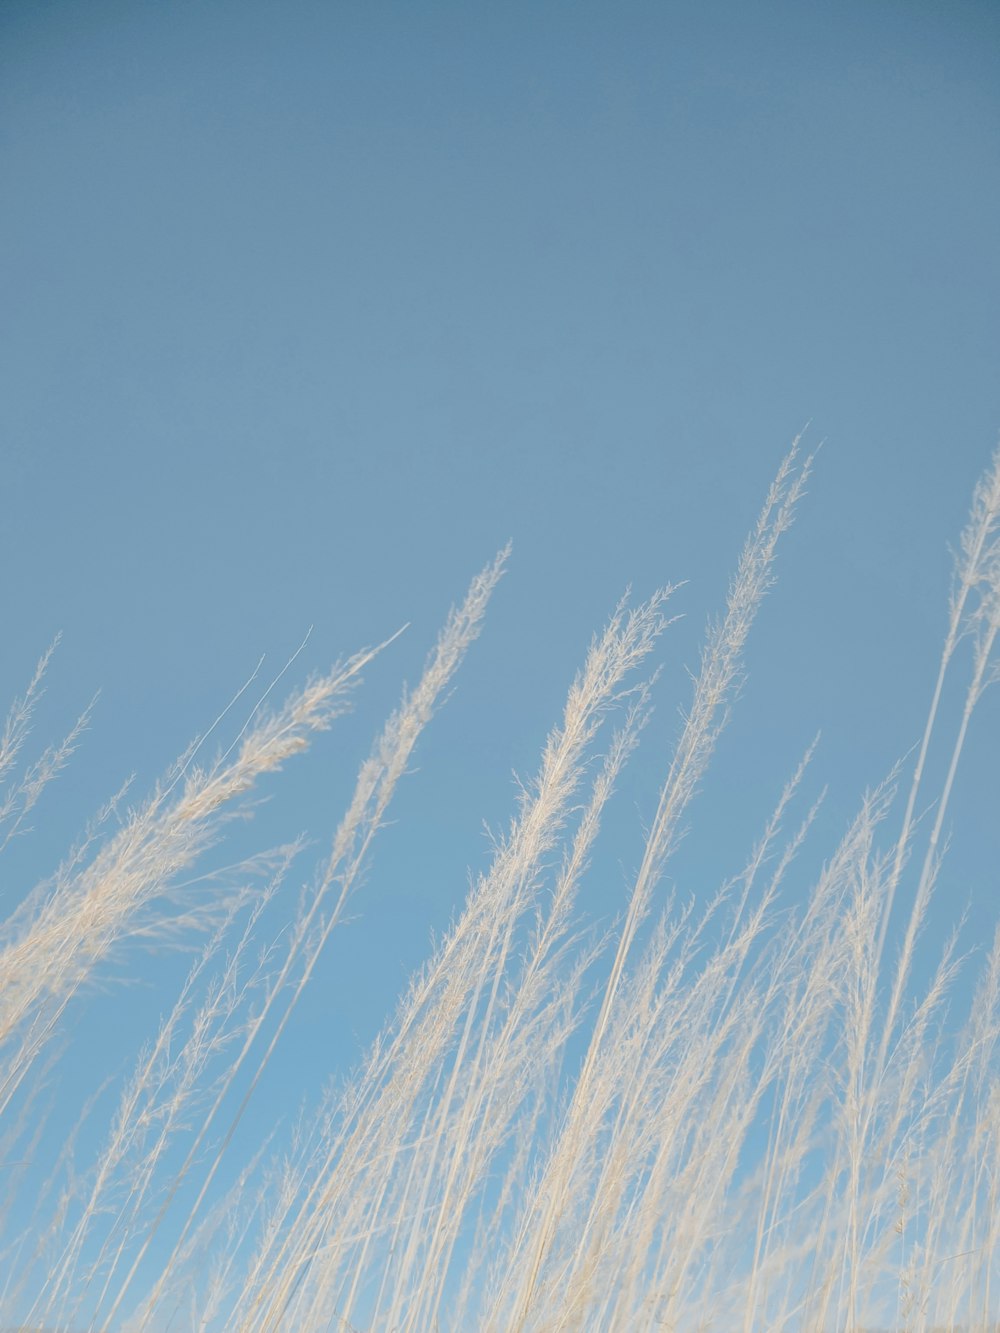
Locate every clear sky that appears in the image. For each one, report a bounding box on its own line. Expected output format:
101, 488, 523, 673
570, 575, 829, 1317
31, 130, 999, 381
2, 0, 999, 1299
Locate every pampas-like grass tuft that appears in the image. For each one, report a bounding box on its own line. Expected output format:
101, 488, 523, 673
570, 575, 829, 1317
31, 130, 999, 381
3, 442, 1000, 1331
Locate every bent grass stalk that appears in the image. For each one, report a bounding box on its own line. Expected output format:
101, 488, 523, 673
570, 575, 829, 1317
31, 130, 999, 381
501, 439, 811, 1330
102, 550, 508, 1330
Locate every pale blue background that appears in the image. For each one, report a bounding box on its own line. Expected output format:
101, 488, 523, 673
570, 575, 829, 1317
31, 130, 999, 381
2, 0, 999, 1296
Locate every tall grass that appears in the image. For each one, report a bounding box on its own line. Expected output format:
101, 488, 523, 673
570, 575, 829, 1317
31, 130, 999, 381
2, 439, 999, 1330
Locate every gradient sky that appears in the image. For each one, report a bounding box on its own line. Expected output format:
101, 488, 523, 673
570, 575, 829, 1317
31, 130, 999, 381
2, 0, 999, 1293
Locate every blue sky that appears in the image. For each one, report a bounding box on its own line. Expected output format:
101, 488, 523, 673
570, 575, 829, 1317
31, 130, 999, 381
2, 0, 1000, 1288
